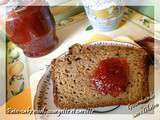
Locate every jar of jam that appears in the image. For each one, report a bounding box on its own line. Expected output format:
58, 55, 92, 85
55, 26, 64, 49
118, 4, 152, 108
6, 5, 58, 57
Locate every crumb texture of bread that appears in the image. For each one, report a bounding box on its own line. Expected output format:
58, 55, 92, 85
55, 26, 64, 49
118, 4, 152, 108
51, 44, 149, 109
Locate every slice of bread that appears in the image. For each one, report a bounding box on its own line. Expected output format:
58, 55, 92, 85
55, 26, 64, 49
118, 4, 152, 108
51, 43, 149, 109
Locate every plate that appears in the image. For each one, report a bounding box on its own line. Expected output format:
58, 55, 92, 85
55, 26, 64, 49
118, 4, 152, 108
33, 40, 154, 115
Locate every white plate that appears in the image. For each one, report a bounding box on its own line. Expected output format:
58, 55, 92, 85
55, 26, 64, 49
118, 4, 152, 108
33, 41, 154, 115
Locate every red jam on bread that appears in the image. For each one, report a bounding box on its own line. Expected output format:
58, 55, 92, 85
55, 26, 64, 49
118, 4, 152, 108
91, 58, 129, 97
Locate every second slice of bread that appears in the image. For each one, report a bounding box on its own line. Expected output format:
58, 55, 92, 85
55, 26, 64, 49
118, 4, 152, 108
51, 43, 149, 109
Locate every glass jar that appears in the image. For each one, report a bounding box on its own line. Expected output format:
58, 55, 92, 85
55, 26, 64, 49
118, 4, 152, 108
82, 0, 124, 31
6, 6, 58, 57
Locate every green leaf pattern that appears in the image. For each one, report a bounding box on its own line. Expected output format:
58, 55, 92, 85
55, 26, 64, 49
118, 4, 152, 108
11, 82, 24, 96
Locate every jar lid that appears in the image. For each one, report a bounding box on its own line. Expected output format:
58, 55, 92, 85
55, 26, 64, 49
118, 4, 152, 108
82, 0, 116, 9
82, 0, 125, 10
0, 0, 36, 19
0, 1, 18, 18
0, 0, 48, 17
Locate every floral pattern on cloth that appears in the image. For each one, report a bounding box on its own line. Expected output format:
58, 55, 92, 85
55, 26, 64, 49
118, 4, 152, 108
56, 7, 155, 34
7, 41, 29, 101
123, 7, 154, 34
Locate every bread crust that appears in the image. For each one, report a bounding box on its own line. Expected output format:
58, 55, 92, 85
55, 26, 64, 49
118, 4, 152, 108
51, 59, 59, 108
141, 55, 150, 101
